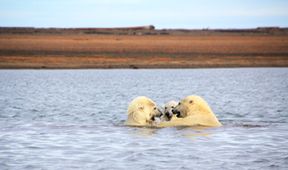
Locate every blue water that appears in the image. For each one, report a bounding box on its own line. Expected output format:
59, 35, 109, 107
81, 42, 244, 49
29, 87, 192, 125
0, 68, 288, 170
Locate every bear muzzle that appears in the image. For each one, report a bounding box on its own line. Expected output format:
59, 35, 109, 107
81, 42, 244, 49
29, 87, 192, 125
152, 109, 163, 120
172, 109, 182, 118
165, 112, 173, 120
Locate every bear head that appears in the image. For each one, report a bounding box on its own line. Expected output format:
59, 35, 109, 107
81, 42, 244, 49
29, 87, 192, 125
127, 96, 162, 125
172, 95, 213, 118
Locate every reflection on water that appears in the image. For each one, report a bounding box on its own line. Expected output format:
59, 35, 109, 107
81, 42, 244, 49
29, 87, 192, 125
0, 68, 288, 170
129, 127, 159, 137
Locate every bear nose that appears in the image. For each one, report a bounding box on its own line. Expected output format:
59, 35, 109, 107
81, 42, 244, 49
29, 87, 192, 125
172, 109, 182, 118
172, 109, 180, 115
165, 112, 172, 118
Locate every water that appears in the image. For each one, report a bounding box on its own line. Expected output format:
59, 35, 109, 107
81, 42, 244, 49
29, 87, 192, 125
0, 68, 288, 170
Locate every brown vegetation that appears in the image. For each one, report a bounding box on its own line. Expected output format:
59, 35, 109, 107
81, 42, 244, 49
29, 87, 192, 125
0, 27, 288, 68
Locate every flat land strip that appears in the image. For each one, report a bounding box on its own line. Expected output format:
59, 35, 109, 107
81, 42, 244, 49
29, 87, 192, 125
0, 28, 288, 68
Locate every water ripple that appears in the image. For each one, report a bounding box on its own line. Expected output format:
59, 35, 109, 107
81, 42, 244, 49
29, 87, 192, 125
0, 68, 288, 170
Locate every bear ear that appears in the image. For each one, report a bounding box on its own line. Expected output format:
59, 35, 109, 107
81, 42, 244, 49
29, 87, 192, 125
138, 106, 144, 110
189, 100, 193, 104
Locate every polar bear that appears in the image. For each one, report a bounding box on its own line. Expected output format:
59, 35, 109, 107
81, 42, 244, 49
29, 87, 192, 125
161, 100, 178, 121
125, 96, 163, 127
158, 95, 222, 127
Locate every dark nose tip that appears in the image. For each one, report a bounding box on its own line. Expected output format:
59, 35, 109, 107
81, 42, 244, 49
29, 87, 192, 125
172, 109, 180, 115
172, 109, 176, 114
165, 112, 172, 120
172, 109, 181, 118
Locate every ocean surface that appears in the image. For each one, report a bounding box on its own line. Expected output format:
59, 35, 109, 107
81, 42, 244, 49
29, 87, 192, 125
0, 68, 288, 170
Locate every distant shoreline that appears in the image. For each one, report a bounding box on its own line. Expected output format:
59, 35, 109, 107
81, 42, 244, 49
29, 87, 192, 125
0, 56, 287, 69
0, 26, 288, 69
1, 26, 288, 36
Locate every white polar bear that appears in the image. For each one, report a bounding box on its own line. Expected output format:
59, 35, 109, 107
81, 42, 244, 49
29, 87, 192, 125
125, 96, 162, 127
158, 95, 222, 127
161, 100, 178, 121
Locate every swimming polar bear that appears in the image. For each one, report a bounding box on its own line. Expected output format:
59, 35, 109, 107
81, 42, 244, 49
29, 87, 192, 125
125, 96, 162, 127
158, 96, 222, 127
161, 100, 178, 121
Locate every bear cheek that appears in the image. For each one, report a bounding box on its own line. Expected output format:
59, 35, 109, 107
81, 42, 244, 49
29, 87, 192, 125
182, 105, 189, 116
147, 112, 153, 120
178, 105, 185, 112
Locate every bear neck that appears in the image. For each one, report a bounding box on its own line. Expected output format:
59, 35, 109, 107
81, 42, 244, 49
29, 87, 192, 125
188, 107, 212, 116
133, 111, 148, 125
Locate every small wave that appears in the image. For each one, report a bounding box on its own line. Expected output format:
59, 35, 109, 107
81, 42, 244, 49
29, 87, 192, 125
223, 122, 268, 128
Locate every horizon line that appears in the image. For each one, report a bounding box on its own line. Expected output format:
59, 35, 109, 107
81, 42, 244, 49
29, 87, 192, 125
0, 25, 287, 30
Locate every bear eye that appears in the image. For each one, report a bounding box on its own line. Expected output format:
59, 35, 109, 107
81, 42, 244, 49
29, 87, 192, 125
164, 107, 167, 109
154, 107, 156, 110
189, 100, 193, 104
178, 102, 181, 105
171, 106, 174, 108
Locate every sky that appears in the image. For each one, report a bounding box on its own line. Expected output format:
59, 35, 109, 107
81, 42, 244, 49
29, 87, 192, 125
0, 0, 288, 29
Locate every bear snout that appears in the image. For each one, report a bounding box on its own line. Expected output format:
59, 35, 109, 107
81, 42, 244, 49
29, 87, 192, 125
156, 108, 163, 117
172, 108, 180, 115
165, 112, 172, 120
172, 109, 182, 118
